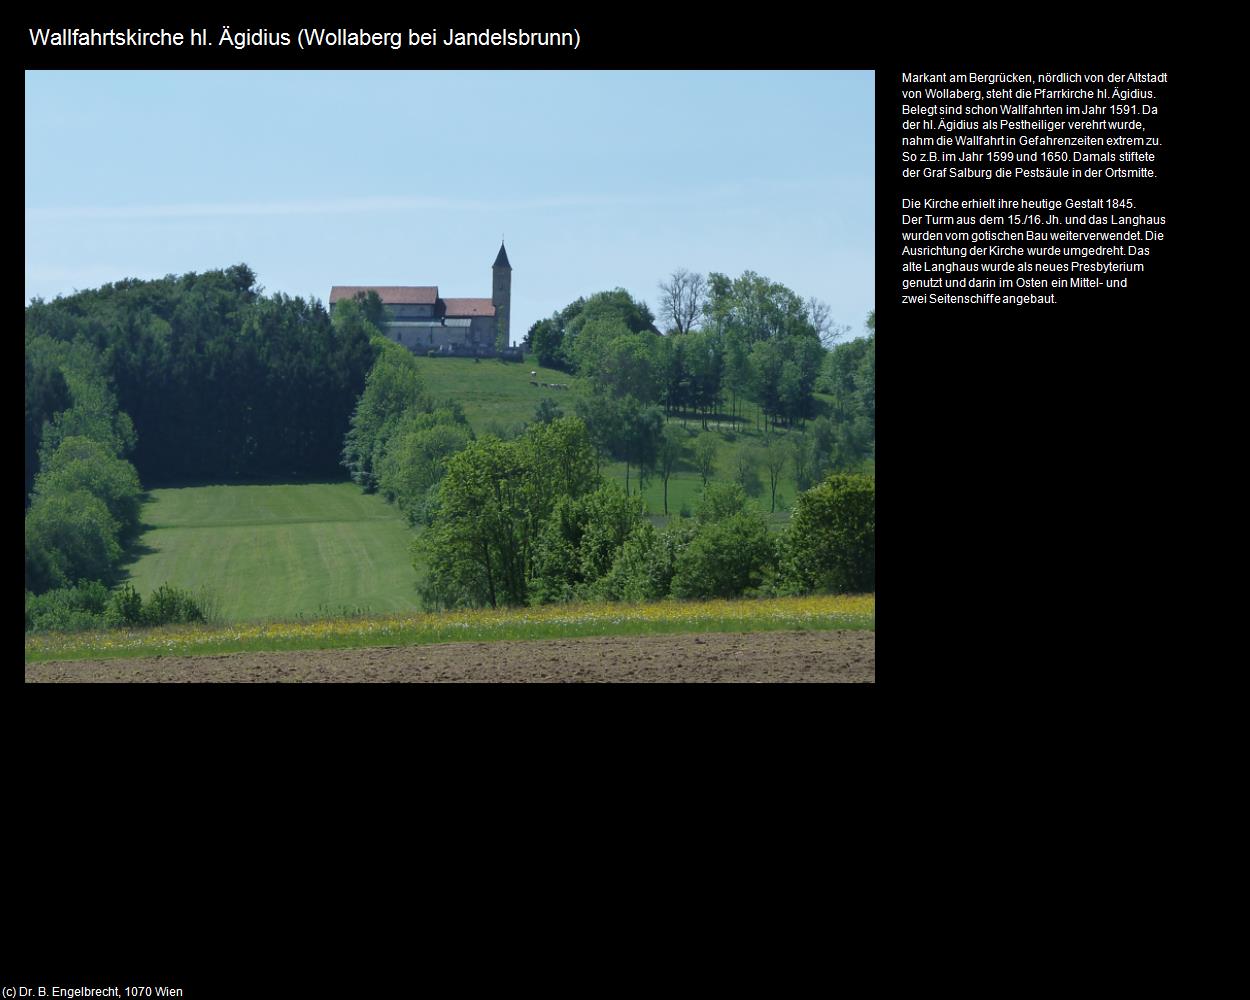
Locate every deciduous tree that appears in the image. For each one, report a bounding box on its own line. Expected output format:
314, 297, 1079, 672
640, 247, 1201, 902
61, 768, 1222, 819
656, 424, 685, 516
670, 510, 775, 599
417, 417, 599, 609
760, 432, 788, 513
693, 433, 718, 486
780, 473, 875, 593
657, 267, 707, 335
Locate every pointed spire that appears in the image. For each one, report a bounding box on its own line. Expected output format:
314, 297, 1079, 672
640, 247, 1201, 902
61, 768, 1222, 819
493, 241, 511, 269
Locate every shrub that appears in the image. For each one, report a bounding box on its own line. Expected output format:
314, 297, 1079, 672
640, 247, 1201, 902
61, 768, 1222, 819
696, 481, 750, 524
341, 341, 429, 490
25, 490, 121, 592
596, 522, 696, 601
104, 582, 144, 627
33, 436, 143, 543
25, 581, 216, 633
692, 432, 718, 484
25, 581, 111, 633
780, 473, 875, 593
529, 483, 647, 604
670, 511, 776, 599
141, 583, 206, 626
375, 418, 472, 516
734, 449, 764, 497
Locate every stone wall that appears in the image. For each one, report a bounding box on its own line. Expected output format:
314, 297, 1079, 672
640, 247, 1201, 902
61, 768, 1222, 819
384, 322, 522, 360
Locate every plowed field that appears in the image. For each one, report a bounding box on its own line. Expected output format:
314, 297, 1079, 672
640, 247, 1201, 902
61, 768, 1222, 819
25, 629, 875, 683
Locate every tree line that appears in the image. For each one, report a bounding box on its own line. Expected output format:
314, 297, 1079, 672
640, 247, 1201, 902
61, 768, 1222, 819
415, 414, 875, 610
522, 271, 875, 497
25, 329, 143, 595
23, 332, 210, 630
25, 265, 376, 484
24, 265, 379, 627
525, 270, 837, 429
337, 293, 475, 527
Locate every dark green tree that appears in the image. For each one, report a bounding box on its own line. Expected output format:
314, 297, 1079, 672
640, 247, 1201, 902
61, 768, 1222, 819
780, 473, 875, 593
704, 270, 825, 427
655, 424, 686, 516
567, 316, 632, 380
760, 432, 788, 513
24, 351, 72, 501
595, 522, 696, 602
618, 397, 665, 497
523, 296, 585, 371
734, 448, 763, 498
692, 433, 718, 487
681, 330, 725, 426
534, 396, 564, 425
525, 317, 565, 370
33, 436, 143, 544
374, 408, 474, 525
25, 490, 122, 593
595, 332, 663, 402
704, 270, 813, 344
416, 417, 600, 609
572, 387, 623, 476
790, 432, 815, 492
341, 339, 428, 491
26, 266, 374, 484
563, 288, 658, 373
671, 511, 775, 599
528, 483, 646, 604
696, 481, 749, 524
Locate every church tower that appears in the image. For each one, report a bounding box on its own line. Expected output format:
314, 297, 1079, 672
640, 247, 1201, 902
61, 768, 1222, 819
492, 241, 512, 348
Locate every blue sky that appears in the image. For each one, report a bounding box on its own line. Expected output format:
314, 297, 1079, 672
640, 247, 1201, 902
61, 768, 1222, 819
25, 70, 874, 342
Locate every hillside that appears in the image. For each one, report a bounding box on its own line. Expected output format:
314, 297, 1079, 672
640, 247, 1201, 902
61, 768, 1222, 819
409, 355, 850, 523
49, 353, 863, 626
411, 356, 574, 430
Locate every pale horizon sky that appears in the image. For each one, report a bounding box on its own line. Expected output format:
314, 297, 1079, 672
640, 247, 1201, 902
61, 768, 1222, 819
25, 70, 875, 342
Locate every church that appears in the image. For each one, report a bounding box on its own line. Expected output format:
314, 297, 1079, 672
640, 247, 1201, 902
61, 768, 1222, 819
330, 242, 519, 358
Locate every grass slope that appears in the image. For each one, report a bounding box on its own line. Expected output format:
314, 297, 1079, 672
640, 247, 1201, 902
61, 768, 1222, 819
412, 355, 573, 431
410, 356, 863, 524
123, 483, 420, 622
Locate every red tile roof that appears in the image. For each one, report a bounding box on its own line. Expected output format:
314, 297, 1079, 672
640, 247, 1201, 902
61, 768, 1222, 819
441, 298, 496, 317
329, 285, 438, 305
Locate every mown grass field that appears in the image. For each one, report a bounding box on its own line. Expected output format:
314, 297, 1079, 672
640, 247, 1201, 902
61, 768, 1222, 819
410, 356, 861, 524
123, 483, 421, 622
25, 594, 875, 663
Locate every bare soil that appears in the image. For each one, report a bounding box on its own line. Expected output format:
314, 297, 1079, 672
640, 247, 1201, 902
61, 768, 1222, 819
24, 629, 874, 683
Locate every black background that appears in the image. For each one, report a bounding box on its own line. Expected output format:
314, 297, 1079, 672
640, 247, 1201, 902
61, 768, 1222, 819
14, 10, 1196, 985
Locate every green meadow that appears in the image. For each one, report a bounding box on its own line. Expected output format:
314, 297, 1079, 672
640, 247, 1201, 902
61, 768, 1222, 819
411, 355, 574, 430
123, 483, 421, 622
